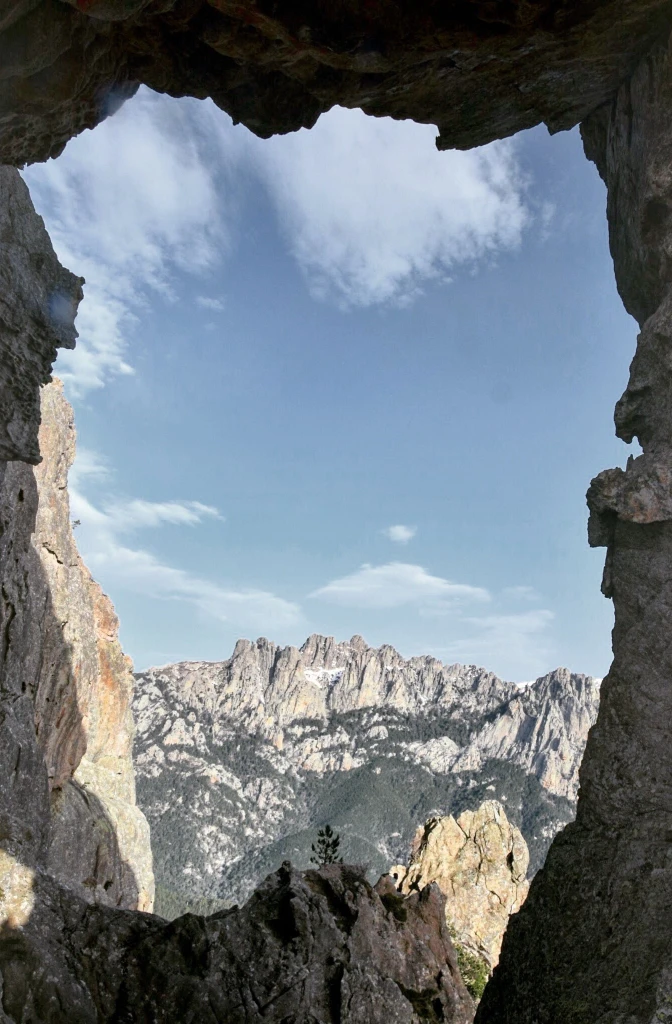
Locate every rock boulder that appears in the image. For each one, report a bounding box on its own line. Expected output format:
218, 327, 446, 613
392, 801, 529, 970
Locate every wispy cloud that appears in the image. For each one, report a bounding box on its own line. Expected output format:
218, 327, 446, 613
196, 295, 225, 312
69, 450, 301, 631
432, 609, 555, 681
310, 562, 490, 610
103, 498, 222, 532
233, 106, 529, 308
24, 89, 532, 392
502, 585, 539, 601
23, 89, 228, 394
383, 524, 417, 544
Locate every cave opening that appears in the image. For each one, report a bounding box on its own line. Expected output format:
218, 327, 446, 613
3, 3, 672, 1020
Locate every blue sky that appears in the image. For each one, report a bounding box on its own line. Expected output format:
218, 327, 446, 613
24, 88, 638, 681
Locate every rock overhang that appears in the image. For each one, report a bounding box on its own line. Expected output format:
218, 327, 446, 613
4, 0, 672, 168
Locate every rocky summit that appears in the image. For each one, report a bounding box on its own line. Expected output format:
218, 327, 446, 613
133, 637, 599, 918
392, 801, 529, 971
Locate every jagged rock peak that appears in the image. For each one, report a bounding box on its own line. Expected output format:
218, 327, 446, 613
140, 632, 517, 730
136, 636, 600, 799
391, 800, 529, 971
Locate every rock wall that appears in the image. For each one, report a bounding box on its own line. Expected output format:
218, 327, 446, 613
1, 862, 475, 1023
0, 167, 83, 936
0, 167, 81, 464
35, 379, 154, 911
3, 0, 672, 167
392, 801, 529, 970
0, 378, 154, 915
477, 26, 672, 1024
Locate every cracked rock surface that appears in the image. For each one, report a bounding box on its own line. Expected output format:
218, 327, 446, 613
0, 378, 154, 919
392, 801, 529, 970
0, 168, 81, 463
1, 863, 475, 1023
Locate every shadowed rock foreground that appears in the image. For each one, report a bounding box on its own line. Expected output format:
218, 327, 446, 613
1, 862, 475, 1023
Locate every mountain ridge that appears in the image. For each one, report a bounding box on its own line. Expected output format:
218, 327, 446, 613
133, 634, 600, 918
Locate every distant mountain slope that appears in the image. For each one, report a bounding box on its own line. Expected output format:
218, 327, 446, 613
133, 635, 600, 918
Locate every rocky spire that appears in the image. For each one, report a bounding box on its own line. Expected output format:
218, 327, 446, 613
392, 801, 529, 971
478, 26, 672, 1023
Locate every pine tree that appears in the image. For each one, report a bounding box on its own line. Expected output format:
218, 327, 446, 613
310, 824, 343, 865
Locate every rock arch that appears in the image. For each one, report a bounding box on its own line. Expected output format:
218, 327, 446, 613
3, 2, 672, 1020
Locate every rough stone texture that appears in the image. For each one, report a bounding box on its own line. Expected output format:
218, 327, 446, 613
0, 167, 82, 464
0, 382, 154, 919
477, 27, 672, 1024
4, 0, 672, 167
0, 863, 475, 1023
0, 170, 86, 938
391, 801, 529, 970
0, 863, 477, 1024
34, 379, 154, 911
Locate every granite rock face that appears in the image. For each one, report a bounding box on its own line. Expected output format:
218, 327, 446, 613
34, 379, 154, 911
477, 26, 672, 1024
3, 0, 672, 167
137, 637, 599, 799
0, 379, 154, 918
134, 640, 593, 916
0, 168, 82, 464
0, 863, 475, 1024
392, 801, 529, 971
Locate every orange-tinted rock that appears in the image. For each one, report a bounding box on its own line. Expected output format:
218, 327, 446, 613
32, 379, 154, 912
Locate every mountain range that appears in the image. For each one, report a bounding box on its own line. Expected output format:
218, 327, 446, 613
132, 634, 600, 919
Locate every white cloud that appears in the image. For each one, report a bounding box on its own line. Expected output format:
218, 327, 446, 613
434, 609, 555, 681
104, 498, 222, 532
196, 295, 225, 311
24, 91, 532, 392
23, 88, 228, 394
310, 562, 490, 610
233, 106, 529, 307
383, 524, 417, 544
502, 585, 539, 601
69, 452, 301, 631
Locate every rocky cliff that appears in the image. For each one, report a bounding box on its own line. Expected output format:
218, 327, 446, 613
136, 636, 599, 799
133, 639, 596, 917
477, 26, 672, 1024
0, 376, 153, 916
392, 801, 529, 971
34, 379, 154, 911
